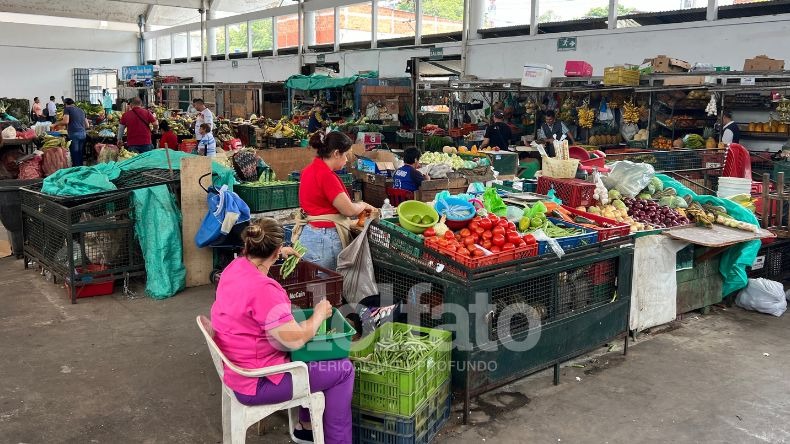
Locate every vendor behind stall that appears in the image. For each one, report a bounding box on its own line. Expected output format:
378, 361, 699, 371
480, 111, 512, 150
308, 103, 330, 133
537, 110, 575, 156
293, 131, 376, 270
393, 148, 429, 192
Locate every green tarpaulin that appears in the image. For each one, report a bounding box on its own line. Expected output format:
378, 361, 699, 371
285, 71, 378, 90
40, 150, 236, 299
657, 174, 761, 297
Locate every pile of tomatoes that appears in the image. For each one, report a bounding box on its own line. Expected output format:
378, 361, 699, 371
424, 213, 537, 260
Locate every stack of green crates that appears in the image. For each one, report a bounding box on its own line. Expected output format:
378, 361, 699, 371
234, 181, 299, 213
350, 323, 452, 444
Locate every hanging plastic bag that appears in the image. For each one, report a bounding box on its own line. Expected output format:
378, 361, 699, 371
1, 126, 16, 139
598, 97, 614, 122
506, 205, 524, 223
602, 161, 655, 198
483, 187, 507, 216
337, 219, 379, 305
736, 278, 787, 317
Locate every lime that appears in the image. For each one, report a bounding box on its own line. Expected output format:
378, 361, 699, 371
421, 215, 433, 225
411, 215, 422, 224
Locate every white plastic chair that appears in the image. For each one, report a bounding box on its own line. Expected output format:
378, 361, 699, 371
196, 315, 325, 444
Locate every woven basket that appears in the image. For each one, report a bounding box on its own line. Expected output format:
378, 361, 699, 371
542, 157, 579, 179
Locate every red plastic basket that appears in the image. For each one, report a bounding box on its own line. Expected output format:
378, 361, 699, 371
268, 261, 343, 308
68, 264, 115, 299
537, 176, 596, 208
560, 205, 631, 242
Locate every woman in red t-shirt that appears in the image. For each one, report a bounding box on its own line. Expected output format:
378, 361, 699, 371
297, 132, 375, 270
157, 120, 179, 149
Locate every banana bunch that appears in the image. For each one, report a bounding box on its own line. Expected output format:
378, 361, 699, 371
558, 97, 576, 123
576, 101, 594, 128
622, 100, 640, 124
42, 135, 65, 149
685, 197, 714, 228
264, 118, 288, 136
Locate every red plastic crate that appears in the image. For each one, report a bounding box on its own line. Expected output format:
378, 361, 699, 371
268, 261, 343, 308
449, 128, 463, 138
560, 205, 631, 242
537, 176, 596, 207
589, 260, 616, 286
68, 264, 115, 299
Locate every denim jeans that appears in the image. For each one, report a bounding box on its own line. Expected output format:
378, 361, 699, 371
68, 131, 86, 167
127, 144, 154, 153
299, 225, 342, 271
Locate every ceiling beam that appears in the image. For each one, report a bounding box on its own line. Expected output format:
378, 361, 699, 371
106, 0, 203, 9
0, 3, 140, 23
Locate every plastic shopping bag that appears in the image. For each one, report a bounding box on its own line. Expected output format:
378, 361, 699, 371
602, 161, 655, 198
337, 220, 379, 305
736, 278, 787, 317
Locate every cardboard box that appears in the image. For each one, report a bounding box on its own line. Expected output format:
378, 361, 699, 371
662, 75, 716, 86
744, 55, 785, 72
352, 144, 398, 175
641, 55, 691, 74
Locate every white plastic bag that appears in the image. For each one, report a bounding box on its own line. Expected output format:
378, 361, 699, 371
337, 220, 379, 305
736, 278, 787, 317
602, 161, 655, 198
1, 126, 17, 139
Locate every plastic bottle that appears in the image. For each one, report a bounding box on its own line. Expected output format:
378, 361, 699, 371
381, 199, 395, 219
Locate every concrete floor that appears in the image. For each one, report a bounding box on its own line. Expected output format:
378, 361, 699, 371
2, 257, 790, 444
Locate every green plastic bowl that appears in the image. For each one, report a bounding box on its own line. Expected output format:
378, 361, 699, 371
397, 200, 439, 234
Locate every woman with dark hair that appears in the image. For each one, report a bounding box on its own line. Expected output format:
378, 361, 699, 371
210, 217, 353, 443
158, 120, 179, 149
293, 131, 376, 270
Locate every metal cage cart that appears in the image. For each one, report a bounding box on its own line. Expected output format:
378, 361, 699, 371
21, 169, 181, 303
366, 219, 634, 424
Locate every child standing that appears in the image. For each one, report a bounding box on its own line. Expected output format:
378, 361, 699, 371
197, 123, 216, 157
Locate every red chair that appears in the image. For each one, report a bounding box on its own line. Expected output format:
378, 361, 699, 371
386, 187, 414, 206
722, 143, 752, 179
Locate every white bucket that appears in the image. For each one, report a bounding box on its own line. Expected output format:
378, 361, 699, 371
717, 177, 752, 198
521, 63, 553, 88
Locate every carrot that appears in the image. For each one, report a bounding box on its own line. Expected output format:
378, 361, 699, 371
550, 207, 575, 223
542, 201, 559, 214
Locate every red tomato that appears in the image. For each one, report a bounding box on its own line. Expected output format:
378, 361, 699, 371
479, 218, 493, 230
471, 232, 480, 242
507, 232, 521, 244
463, 236, 475, 246
490, 245, 502, 253
455, 234, 462, 243
444, 231, 455, 240
437, 238, 448, 247
516, 240, 527, 248
423, 227, 436, 237
425, 236, 438, 244
488, 213, 499, 220
467, 244, 478, 253
482, 240, 493, 250
482, 231, 493, 240
507, 222, 517, 231
492, 233, 506, 246
522, 234, 536, 244
468, 221, 479, 231
460, 228, 471, 237
502, 242, 515, 251
492, 226, 505, 237
457, 248, 470, 257
497, 219, 509, 228
473, 249, 486, 258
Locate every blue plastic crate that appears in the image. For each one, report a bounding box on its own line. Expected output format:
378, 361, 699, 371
353, 384, 451, 444
537, 217, 598, 255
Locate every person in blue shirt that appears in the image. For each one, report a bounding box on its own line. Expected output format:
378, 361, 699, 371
307, 103, 330, 134
393, 148, 429, 192
101, 89, 114, 120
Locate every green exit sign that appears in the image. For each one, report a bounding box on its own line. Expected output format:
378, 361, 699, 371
557, 37, 577, 51
429, 47, 443, 60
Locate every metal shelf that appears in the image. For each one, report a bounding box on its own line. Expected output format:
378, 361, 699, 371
740, 131, 789, 140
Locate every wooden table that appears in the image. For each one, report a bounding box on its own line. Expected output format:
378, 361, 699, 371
1, 138, 35, 154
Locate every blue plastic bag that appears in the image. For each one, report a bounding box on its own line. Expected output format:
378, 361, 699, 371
195, 185, 251, 248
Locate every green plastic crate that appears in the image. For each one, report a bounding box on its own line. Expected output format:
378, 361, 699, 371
350, 323, 452, 416
368, 218, 425, 259
290, 308, 356, 362
352, 383, 450, 441
235, 181, 299, 212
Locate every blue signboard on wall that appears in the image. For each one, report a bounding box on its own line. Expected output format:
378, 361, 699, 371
121, 65, 155, 81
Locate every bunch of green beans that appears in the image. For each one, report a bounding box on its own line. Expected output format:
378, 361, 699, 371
280, 241, 308, 279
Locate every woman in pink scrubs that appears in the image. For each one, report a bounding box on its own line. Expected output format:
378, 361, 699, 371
210, 217, 354, 444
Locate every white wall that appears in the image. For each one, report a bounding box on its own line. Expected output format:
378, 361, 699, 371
0, 22, 139, 101
158, 14, 790, 82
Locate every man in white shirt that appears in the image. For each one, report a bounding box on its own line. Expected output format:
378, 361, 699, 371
193, 98, 214, 141
46, 96, 57, 123
721, 111, 740, 145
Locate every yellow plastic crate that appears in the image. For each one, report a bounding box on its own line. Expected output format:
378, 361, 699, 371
603, 66, 640, 86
